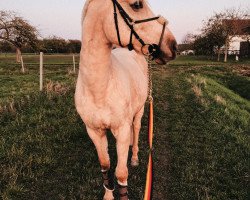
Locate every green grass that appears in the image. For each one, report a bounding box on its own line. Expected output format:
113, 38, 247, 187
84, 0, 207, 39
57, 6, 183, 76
170, 55, 250, 66
0, 54, 78, 104
0, 55, 249, 199
0, 89, 150, 200
152, 66, 249, 199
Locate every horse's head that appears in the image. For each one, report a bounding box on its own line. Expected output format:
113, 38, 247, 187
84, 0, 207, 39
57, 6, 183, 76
102, 0, 177, 64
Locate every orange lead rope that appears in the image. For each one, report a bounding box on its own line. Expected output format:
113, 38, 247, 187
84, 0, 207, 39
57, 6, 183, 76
144, 99, 154, 200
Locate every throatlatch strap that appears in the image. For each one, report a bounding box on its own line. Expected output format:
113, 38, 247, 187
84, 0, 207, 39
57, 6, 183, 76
113, 0, 133, 22
113, 0, 124, 47
128, 29, 134, 51
102, 170, 115, 191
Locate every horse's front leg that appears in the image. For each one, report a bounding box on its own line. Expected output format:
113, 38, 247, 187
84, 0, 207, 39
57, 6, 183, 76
114, 124, 132, 200
86, 127, 114, 200
131, 106, 144, 166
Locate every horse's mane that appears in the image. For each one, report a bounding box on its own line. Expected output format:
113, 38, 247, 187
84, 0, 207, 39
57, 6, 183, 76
82, 0, 94, 24
82, 0, 150, 25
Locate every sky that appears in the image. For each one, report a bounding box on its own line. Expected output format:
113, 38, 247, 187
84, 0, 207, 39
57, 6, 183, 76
0, 0, 249, 43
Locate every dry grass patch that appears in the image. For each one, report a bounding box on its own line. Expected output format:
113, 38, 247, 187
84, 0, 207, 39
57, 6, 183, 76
192, 85, 202, 97
214, 94, 226, 105
67, 67, 77, 76
232, 65, 250, 77
190, 74, 207, 98
45, 80, 69, 95
0, 100, 16, 114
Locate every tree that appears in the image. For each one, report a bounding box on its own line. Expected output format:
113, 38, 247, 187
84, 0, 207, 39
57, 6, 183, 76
201, 13, 228, 61
40, 37, 81, 54
181, 33, 195, 44
0, 11, 39, 63
67, 40, 81, 54
0, 40, 15, 53
42, 36, 68, 53
201, 8, 249, 62
193, 34, 215, 56
178, 33, 195, 54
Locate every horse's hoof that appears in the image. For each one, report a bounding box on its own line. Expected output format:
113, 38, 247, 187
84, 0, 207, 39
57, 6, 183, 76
103, 187, 114, 200
131, 158, 139, 167
103, 195, 114, 200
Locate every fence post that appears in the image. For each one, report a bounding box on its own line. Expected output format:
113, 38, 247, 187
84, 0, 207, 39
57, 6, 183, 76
21, 55, 25, 73
73, 54, 76, 73
40, 52, 43, 91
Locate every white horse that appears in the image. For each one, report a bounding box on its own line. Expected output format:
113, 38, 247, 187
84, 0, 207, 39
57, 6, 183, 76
75, 0, 176, 199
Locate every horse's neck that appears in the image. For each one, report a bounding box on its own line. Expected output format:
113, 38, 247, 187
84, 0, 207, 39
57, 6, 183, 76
80, 22, 112, 96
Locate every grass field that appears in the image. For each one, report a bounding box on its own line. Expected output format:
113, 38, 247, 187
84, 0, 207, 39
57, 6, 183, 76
0, 54, 249, 200
0, 54, 79, 104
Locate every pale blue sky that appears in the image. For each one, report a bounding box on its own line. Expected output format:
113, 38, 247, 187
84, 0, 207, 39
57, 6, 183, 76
0, 0, 249, 43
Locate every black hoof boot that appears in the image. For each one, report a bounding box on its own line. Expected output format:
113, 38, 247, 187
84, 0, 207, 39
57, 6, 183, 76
118, 184, 129, 200
102, 170, 115, 191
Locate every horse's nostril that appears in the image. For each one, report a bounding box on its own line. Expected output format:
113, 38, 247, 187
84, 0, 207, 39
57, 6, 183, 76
172, 41, 177, 52
170, 41, 177, 60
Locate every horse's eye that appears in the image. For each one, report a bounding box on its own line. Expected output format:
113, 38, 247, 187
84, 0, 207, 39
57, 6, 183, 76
130, 1, 143, 10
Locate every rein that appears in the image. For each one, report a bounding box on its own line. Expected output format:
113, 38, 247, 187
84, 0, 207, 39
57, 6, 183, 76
144, 57, 154, 200
112, 0, 167, 60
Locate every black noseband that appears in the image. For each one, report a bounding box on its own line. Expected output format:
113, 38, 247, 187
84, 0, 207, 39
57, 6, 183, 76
112, 0, 166, 60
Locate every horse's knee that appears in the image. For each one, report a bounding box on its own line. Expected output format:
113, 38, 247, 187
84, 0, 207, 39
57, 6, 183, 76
132, 146, 139, 154
99, 151, 110, 169
133, 120, 141, 130
133, 107, 144, 128
100, 162, 110, 171
115, 166, 128, 184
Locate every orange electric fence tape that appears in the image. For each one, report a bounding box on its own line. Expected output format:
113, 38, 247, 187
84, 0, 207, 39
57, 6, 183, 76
144, 100, 154, 200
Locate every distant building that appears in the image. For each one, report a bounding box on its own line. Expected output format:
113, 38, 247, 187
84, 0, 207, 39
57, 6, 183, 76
222, 19, 250, 57
180, 50, 195, 55
177, 43, 194, 55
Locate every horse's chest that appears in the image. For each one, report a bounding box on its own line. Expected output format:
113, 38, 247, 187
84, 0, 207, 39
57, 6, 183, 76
77, 98, 129, 129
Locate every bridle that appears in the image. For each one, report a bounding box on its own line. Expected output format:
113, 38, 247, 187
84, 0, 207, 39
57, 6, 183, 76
112, 0, 167, 60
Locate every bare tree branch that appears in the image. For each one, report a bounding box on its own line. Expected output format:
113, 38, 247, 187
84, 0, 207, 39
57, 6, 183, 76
0, 10, 39, 62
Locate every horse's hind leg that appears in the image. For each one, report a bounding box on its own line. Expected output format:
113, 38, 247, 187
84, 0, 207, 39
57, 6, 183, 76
131, 106, 144, 166
86, 127, 114, 200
